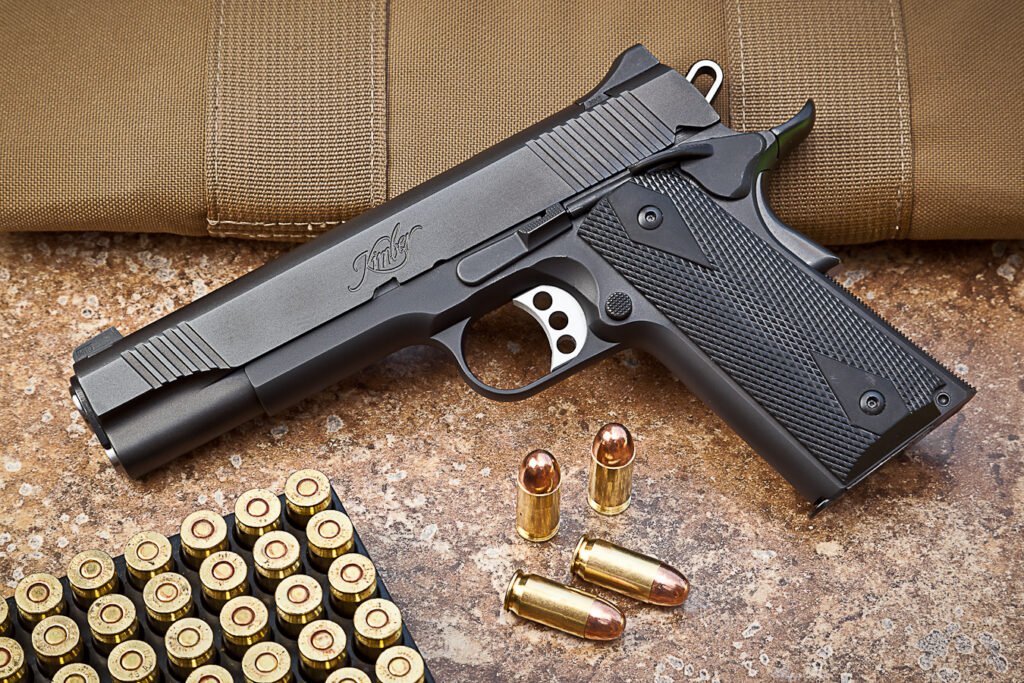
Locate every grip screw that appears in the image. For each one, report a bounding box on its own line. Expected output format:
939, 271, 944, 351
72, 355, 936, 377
605, 292, 633, 321
859, 390, 885, 415
637, 205, 663, 230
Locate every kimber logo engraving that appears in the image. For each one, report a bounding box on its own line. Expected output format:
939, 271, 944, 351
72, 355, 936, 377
349, 222, 424, 291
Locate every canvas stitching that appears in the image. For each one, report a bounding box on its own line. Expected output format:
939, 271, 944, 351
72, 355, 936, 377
887, 0, 910, 237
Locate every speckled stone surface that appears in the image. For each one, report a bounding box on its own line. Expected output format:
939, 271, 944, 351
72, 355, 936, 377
0, 232, 1020, 682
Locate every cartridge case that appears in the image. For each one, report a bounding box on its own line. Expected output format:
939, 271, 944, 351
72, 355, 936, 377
306, 510, 354, 571
503, 570, 625, 641
220, 596, 270, 658
180, 510, 229, 569
587, 423, 635, 515
253, 530, 302, 589
31, 615, 83, 674
0, 598, 9, 637
284, 469, 333, 527
14, 572, 64, 626
375, 646, 425, 683
165, 617, 215, 676
234, 488, 283, 548
297, 620, 347, 680
325, 669, 371, 683
199, 551, 250, 611
242, 641, 292, 683
571, 536, 690, 606
0, 637, 26, 683
327, 554, 378, 617
186, 665, 234, 683
142, 572, 193, 634
352, 598, 403, 661
87, 594, 139, 654
67, 549, 119, 606
515, 450, 561, 542
275, 574, 324, 638
124, 532, 174, 589
107, 640, 159, 683
52, 663, 101, 683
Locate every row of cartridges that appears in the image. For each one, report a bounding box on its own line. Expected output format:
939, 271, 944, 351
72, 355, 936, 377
0, 470, 423, 683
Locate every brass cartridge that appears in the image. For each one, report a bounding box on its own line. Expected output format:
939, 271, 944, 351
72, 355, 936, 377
142, 572, 193, 634
124, 532, 174, 589
242, 641, 292, 683
325, 670, 371, 683
53, 663, 101, 683
515, 450, 561, 542
352, 598, 403, 661
253, 530, 302, 589
199, 551, 249, 611
327, 554, 378, 616
87, 594, 139, 654
67, 549, 119, 606
571, 536, 689, 606
220, 596, 270, 658
14, 573, 64, 625
587, 423, 636, 515
0, 637, 27, 683
107, 640, 159, 683
234, 489, 283, 547
0, 598, 9, 637
375, 646, 425, 683
297, 620, 347, 680
186, 665, 233, 683
284, 469, 333, 527
180, 511, 229, 569
275, 574, 324, 638
503, 570, 625, 641
31, 615, 83, 674
306, 510, 354, 571
165, 617, 215, 676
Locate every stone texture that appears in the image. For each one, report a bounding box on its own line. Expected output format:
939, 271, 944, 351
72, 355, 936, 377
0, 231, 1020, 682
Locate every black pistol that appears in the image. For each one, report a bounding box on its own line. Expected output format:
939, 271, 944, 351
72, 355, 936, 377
69, 46, 973, 512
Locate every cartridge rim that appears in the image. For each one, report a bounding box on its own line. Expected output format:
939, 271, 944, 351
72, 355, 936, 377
325, 669, 371, 683
327, 554, 377, 605
234, 489, 283, 540
220, 595, 270, 649
180, 510, 229, 565
502, 569, 526, 612
0, 601, 8, 637
142, 572, 193, 626
87, 594, 138, 648
275, 574, 324, 626
353, 598, 403, 651
15, 573, 64, 624
124, 532, 174, 583
31, 615, 82, 670
375, 646, 425, 683
52, 663, 101, 683
107, 640, 158, 683
242, 641, 293, 683
570, 535, 591, 578
253, 530, 302, 580
199, 551, 249, 603
67, 549, 118, 602
166, 617, 215, 671
306, 510, 354, 560
284, 469, 332, 522
0, 637, 25, 683
186, 664, 234, 683
297, 619, 347, 675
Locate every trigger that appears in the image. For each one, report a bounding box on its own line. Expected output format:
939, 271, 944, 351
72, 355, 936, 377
512, 285, 588, 371
754, 173, 840, 274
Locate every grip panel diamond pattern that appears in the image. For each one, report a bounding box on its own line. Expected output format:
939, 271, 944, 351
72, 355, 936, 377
578, 171, 942, 480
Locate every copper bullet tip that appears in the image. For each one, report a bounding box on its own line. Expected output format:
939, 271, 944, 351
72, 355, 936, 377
583, 599, 626, 641
648, 565, 691, 607
518, 450, 560, 494
592, 423, 634, 467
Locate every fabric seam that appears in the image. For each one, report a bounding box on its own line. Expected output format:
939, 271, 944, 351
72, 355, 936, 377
734, 0, 748, 131
887, 0, 912, 240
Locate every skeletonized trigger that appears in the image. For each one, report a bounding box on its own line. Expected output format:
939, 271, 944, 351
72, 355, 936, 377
512, 285, 588, 372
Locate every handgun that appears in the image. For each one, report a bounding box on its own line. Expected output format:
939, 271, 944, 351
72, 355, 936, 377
69, 45, 973, 512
